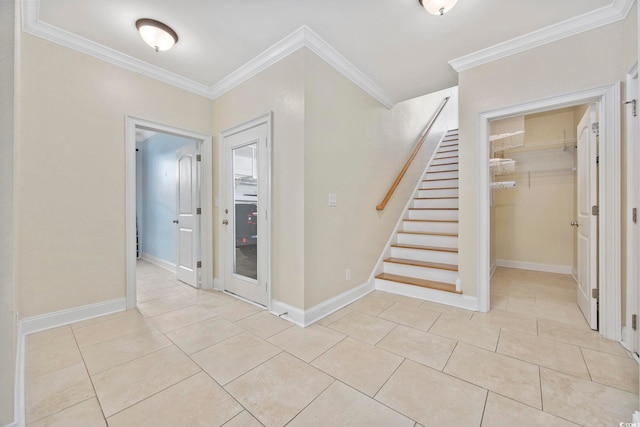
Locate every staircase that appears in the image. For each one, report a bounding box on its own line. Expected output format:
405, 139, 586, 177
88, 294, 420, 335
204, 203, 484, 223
375, 129, 461, 295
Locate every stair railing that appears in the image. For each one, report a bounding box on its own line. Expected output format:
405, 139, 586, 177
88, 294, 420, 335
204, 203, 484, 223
376, 96, 450, 211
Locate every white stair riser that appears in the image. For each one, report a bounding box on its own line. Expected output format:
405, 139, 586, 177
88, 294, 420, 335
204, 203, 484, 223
408, 209, 458, 221
413, 198, 459, 209
425, 171, 458, 180
421, 179, 459, 189
418, 188, 458, 198
391, 246, 458, 264
429, 163, 458, 172
432, 157, 458, 166
397, 233, 458, 248
383, 262, 457, 284
403, 220, 458, 233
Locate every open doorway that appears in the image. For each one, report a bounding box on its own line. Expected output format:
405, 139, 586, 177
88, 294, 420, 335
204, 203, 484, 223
488, 105, 598, 328
476, 83, 622, 341
136, 131, 199, 282
125, 117, 213, 309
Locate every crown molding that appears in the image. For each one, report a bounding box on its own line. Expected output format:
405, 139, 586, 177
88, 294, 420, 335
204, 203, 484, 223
449, 0, 635, 72
21, 1, 396, 108
302, 26, 396, 109
210, 26, 396, 108
209, 26, 306, 100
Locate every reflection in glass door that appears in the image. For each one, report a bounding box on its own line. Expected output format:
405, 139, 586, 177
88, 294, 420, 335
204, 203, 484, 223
233, 144, 258, 280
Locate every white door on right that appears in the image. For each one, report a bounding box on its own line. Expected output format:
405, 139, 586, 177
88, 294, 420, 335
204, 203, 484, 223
576, 104, 598, 330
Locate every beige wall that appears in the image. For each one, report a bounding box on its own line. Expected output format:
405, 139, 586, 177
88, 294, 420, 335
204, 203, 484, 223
211, 50, 306, 309
458, 12, 637, 297
303, 49, 456, 308
211, 48, 456, 310
16, 33, 214, 318
493, 109, 577, 268
0, 0, 15, 423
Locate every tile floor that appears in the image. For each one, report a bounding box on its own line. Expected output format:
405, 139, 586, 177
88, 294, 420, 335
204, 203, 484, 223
24, 262, 639, 426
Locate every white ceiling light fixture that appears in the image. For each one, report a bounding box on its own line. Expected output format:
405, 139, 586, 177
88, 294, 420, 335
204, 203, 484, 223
418, 0, 458, 16
135, 18, 178, 52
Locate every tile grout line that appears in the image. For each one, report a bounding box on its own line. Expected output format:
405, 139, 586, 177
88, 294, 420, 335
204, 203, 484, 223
70, 325, 109, 425
104, 370, 203, 421
477, 390, 489, 427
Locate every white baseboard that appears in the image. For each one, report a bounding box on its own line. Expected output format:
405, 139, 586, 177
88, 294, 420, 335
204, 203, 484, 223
270, 300, 306, 327
375, 279, 478, 311
304, 281, 375, 326
21, 298, 126, 335
12, 297, 127, 427
271, 280, 374, 327
140, 253, 176, 273
213, 278, 223, 291
495, 259, 573, 275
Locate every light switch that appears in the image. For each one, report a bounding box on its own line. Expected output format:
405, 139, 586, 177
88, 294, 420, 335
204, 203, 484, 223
328, 193, 337, 207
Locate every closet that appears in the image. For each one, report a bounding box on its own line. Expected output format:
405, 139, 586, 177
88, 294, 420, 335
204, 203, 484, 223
489, 107, 584, 276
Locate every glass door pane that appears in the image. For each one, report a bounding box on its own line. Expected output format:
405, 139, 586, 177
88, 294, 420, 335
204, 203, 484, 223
232, 143, 258, 280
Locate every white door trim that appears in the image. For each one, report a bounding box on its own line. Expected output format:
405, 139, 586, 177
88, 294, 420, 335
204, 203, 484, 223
125, 116, 214, 309
477, 82, 622, 341
625, 63, 638, 351
218, 112, 273, 310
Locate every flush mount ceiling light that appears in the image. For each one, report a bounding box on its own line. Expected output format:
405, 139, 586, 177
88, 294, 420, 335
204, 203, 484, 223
135, 18, 178, 52
418, 0, 458, 15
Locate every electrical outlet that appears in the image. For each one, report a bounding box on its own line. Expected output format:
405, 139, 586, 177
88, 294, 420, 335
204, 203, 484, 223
346, 268, 351, 281
329, 194, 337, 207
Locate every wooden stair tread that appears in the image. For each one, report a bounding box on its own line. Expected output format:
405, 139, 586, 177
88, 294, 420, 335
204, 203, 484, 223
376, 273, 461, 294
408, 207, 458, 211
430, 162, 458, 166
420, 186, 458, 190
426, 170, 458, 174
403, 219, 458, 223
423, 178, 458, 182
385, 257, 458, 272
413, 196, 458, 200
435, 155, 459, 159
391, 243, 458, 253
398, 231, 458, 237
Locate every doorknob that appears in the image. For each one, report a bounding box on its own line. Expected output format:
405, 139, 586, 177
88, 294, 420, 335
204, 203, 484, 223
172, 219, 179, 224
570, 220, 579, 227
222, 220, 229, 225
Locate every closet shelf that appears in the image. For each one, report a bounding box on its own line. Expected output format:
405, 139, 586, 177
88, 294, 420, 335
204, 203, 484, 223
498, 167, 576, 176
491, 181, 516, 190
490, 158, 516, 175
499, 138, 577, 154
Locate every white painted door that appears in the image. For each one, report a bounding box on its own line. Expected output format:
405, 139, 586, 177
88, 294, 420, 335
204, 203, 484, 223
627, 69, 639, 356
576, 104, 598, 329
176, 143, 199, 287
222, 121, 269, 306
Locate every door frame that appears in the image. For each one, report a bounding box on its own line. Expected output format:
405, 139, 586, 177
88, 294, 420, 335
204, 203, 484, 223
125, 116, 214, 309
218, 112, 272, 310
477, 82, 622, 341
625, 63, 639, 353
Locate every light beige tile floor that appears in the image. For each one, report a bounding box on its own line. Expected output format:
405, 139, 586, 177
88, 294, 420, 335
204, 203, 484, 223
24, 263, 639, 426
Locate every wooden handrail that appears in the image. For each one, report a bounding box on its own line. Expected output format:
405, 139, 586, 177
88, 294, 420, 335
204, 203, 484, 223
376, 96, 450, 211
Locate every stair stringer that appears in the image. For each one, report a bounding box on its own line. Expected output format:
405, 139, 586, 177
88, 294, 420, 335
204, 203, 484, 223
371, 131, 478, 312
369, 130, 446, 283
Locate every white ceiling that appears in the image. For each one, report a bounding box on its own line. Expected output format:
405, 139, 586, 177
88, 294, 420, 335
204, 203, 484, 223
29, 0, 627, 103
